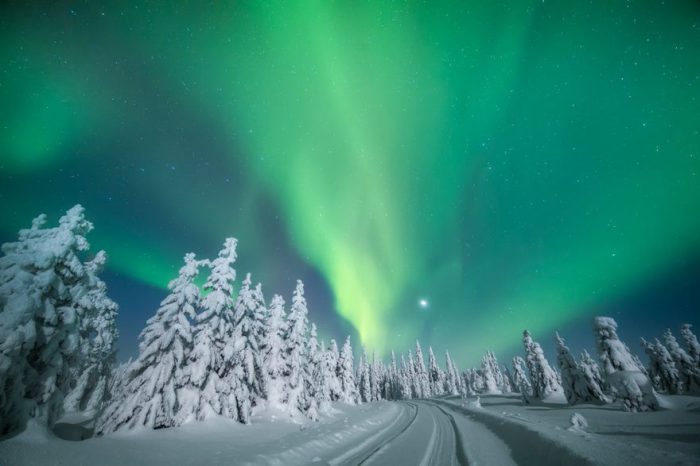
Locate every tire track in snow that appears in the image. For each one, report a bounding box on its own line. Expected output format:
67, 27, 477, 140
422, 400, 470, 466
327, 401, 418, 465
356, 402, 420, 465
432, 399, 593, 466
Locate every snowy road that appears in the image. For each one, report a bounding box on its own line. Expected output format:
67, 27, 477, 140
3, 396, 699, 465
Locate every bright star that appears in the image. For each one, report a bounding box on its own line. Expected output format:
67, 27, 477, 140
419, 299, 429, 308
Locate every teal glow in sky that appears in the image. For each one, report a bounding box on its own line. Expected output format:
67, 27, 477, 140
1, 1, 699, 363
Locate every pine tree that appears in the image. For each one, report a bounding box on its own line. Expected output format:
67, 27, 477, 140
680, 324, 700, 365
414, 341, 430, 398
641, 337, 681, 394
444, 351, 458, 395
337, 336, 357, 403
480, 352, 500, 394
262, 294, 288, 410
663, 328, 700, 393
522, 330, 561, 399
328, 339, 342, 401
511, 356, 531, 400
183, 238, 238, 421
63, 250, 119, 416
358, 348, 371, 403
555, 332, 606, 404
304, 323, 320, 418
285, 280, 309, 415
0, 206, 97, 434
97, 253, 202, 433
427, 347, 444, 396
593, 316, 658, 411
231, 274, 268, 422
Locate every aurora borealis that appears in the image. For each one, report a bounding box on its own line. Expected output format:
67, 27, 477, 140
1, 1, 699, 364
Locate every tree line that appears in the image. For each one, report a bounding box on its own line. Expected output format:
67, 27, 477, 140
1, 205, 698, 438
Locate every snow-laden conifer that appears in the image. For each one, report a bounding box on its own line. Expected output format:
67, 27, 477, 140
285, 280, 309, 414
641, 337, 681, 394
522, 330, 562, 400
0, 206, 96, 434
444, 351, 458, 395
185, 238, 237, 421
680, 324, 700, 365
97, 253, 202, 433
593, 316, 658, 411
63, 250, 119, 416
663, 328, 700, 393
511, 356, 531, 400
414, 341, 430, 398
262, 294, 288, 410
337, 336, 357, 403
555, 332, 606, 404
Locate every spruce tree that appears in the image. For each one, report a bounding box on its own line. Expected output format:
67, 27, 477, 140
593, 316, 658, 411
262, 295, 288, 410
555, 332, 606, 404
97, 253, 202, 433
337, 336, 357, 403
522, 330, 561, 399
0, 206, 100, 434
285, 280, 309, 414
663, 328, 700, 393
680, 324, 700, 365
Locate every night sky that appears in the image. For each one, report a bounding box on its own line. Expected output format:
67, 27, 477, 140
1, 1, 699, 365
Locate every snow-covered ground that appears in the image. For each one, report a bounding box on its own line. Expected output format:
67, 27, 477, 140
2, 395, 699, 465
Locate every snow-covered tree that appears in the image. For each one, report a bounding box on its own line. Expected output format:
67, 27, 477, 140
399, 353, 413, 399
304, 323, 320, 419
522, 330, 561, 400
337, 336, 357, 403
593, 316, 658, 411
641, 337, 681, 394
0, 206, 100, 434
511, 356, 531, 401
444, 351, 458, 395
555, 332, 606, 404
63, 250, 119, 416
285, 280, 309, 414
262, 294, 288, 410
327, 339, 342, 401
663, 328, 700, 393
413, 341, 430, 398
231, 274, 268, 421
680, 324, 700, 365
358, 348, 371, 403
184, 238, 237, 421
427, 347, 444, 396
97, 253, 202, 433
480, 352, 500, 394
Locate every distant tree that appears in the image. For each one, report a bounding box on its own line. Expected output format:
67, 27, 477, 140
480, 352, 500, 394
444, 351, 458, 396
285, 280, 309, 415
593, 316, 658, 411
337, 336, 357, 403
327, 339, 342, 402
663, 329, 700, 393
414, 341, 430, 398
522, 330, 561, 399
63, 250, 119, 416
555, 332, 606, 404
358, 348, 371, 402
511, 356, 532, 402
98, 253, 202, 433
641, 337, 681, 394
680, 324, 700, 365
262, 295, 288, 410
